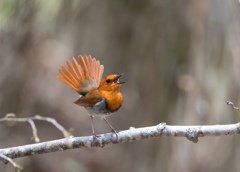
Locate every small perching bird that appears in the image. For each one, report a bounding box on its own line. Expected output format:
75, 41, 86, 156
57, 55, 125, 140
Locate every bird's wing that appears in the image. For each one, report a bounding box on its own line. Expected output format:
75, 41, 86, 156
74, 88, 103, 107
57, 55, 104, 95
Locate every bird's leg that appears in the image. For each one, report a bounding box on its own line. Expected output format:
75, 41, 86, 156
103, 117, 118, 140
90, 116, 99, 141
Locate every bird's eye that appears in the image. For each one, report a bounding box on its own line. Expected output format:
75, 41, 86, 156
106, 79, 111, 83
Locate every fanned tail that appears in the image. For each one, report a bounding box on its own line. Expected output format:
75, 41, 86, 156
57, 55, 104, 94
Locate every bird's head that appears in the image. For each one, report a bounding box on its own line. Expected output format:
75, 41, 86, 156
98, 73, 125, 92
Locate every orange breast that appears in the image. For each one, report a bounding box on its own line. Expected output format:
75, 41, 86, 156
99, 90, 123, 111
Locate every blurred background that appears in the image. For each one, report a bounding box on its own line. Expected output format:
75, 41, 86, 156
0, 0, 240, 172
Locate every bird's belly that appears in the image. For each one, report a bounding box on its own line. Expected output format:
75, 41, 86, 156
85, 97, 119, 117
86, 108, 114, 117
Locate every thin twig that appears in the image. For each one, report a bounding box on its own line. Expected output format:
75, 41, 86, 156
0, 154, 23, 172
27, 119, 40, 142
0, 114, 70, 142
34, 115, 69, 138
227, 101, 240, 112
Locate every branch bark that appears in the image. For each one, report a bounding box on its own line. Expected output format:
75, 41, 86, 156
1, 122, 240, 163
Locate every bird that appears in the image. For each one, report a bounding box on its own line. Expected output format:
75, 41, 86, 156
57, 55, 125, 140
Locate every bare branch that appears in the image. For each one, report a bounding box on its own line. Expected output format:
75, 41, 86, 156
0, 154, 23, 171
0, 114, 70, 142
227, 101, 240, 112
0, 122, 240, 163
27, 119, 39, 143
34, 115, 69, 138
1, 102, 239, 166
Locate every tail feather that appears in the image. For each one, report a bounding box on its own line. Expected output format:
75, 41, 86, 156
58, 68, 77, 87
66, 60, 80, 82
95, 60, 100, 83
98, 65, 104, 84
57, 55, 104, 94
89, 56, 96, 80
61, 66, 79, 87
87, 56, 93, 78
91, 57, 96, 80
87, 55, 92, 77
78, 55, 88, 77
72, 57, 83, 81
57, 76, 78, 91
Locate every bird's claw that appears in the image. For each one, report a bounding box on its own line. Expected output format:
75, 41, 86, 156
92, 133, 100, 142
111, 129, 119, 142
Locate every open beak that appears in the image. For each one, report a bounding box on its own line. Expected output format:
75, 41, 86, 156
114, 73, 126, 84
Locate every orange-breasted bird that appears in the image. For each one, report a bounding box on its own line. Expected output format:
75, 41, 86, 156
57, 55, 124, 139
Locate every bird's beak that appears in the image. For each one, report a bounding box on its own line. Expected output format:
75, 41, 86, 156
114, 73, 126, 84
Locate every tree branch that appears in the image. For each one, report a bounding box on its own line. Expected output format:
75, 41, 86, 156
0, 122, 240, 163
0, 101, 239, 169
0, 154, 23, 172
0, 114, 70, 142
0, 113, 71, 170
227, 101, 240, 112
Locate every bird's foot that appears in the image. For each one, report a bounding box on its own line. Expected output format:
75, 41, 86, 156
92, 133, 100, 142
111, 129, 119, 142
